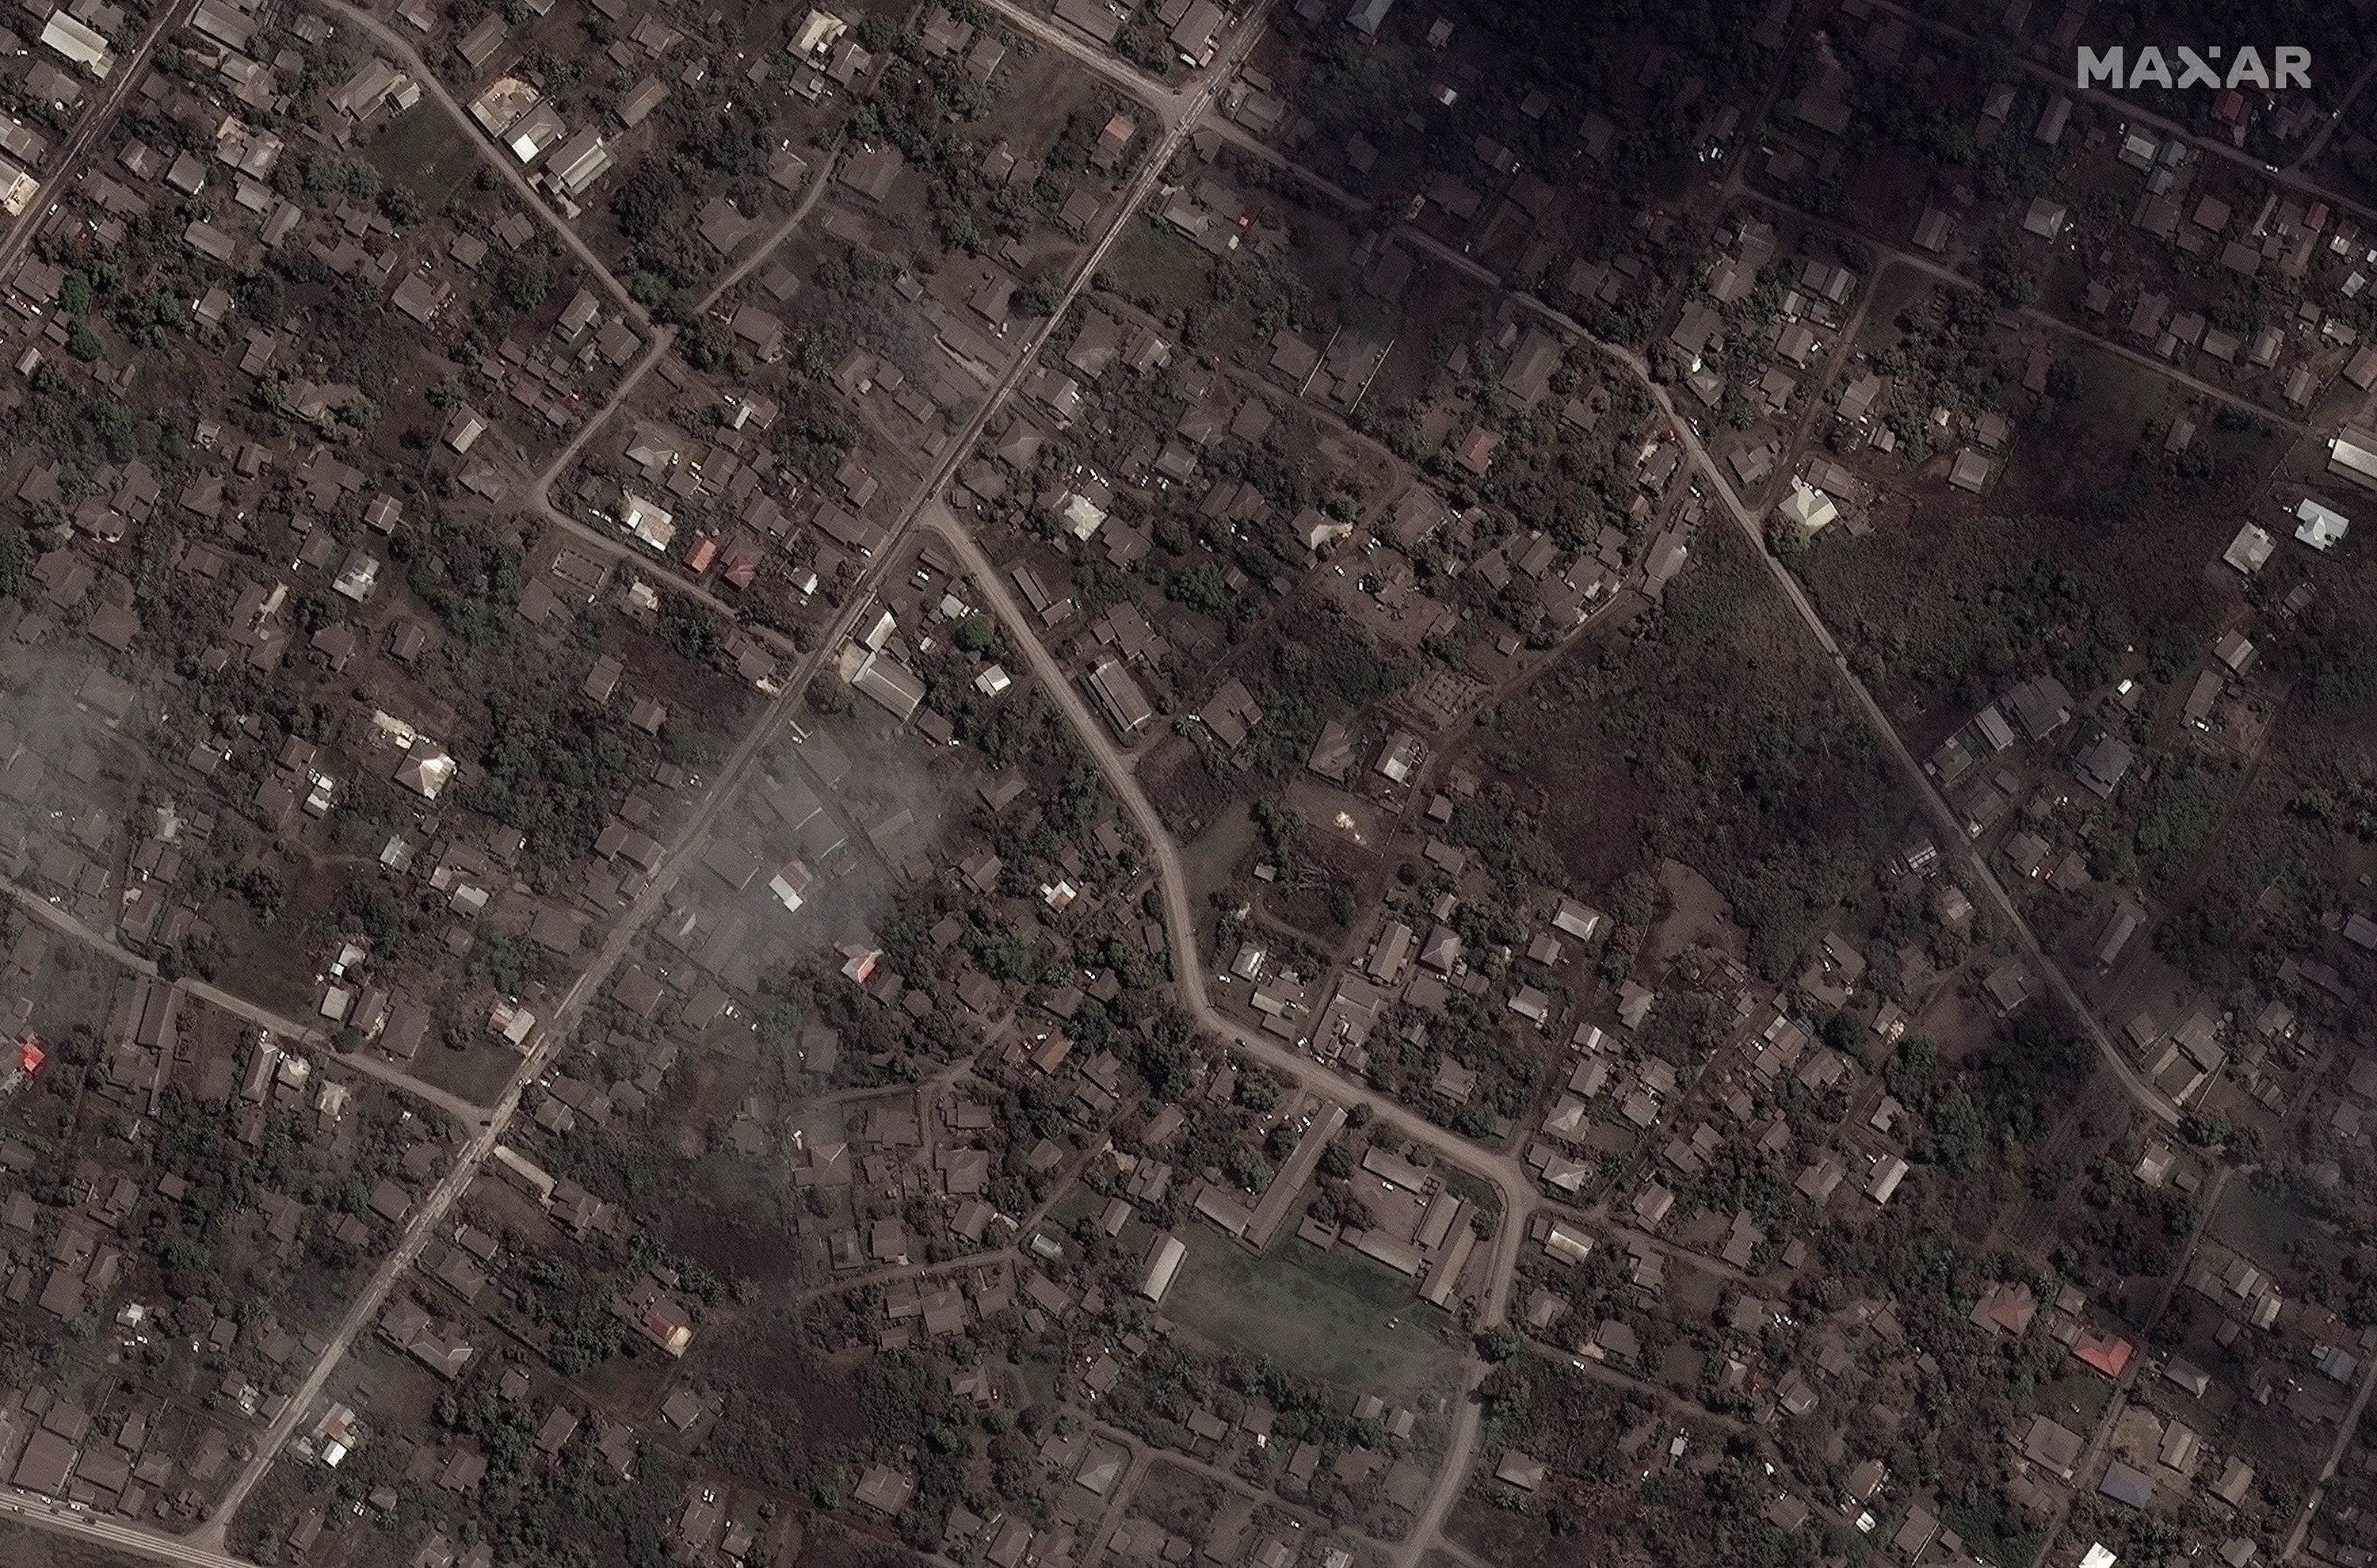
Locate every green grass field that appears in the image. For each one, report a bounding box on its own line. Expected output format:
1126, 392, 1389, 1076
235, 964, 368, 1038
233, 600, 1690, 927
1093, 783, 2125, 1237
1179, 798, 1253, 959
1098, 221, 1213, 322
2036, 1367, 2119, 1431
2208, 1177, 2316, 1261
409, 1034, 519, 1105
1166, 1226, 1463, 1402
366, 101, 479, 213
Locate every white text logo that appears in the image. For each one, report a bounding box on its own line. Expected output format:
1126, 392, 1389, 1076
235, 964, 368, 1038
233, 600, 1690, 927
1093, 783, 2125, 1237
2075, 45, 2310, 91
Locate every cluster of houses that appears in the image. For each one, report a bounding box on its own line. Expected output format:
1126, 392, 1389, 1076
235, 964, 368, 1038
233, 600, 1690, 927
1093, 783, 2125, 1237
0, 955, 471, 1528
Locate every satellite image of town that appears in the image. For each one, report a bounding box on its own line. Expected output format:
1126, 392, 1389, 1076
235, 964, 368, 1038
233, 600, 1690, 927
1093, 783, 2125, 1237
0, 0, 2371, 1566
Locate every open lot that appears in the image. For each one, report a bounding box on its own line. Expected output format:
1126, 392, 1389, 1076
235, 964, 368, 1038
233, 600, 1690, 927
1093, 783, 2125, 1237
1801, 330, 2286, 714
0, 1521, 155, 1568
1167, 1226, 1465, 1404
361, 99, 480, 213
1473, 520, 1908, 979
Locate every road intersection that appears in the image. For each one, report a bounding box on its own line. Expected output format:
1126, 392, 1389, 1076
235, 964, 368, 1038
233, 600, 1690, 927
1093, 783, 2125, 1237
0, 0, 2323, 1562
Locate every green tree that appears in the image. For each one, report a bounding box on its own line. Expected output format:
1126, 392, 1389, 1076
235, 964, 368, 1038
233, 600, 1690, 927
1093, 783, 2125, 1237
658, 593, 719, 661
1167, 560, 1242, 620
1024, 266, 1068, 316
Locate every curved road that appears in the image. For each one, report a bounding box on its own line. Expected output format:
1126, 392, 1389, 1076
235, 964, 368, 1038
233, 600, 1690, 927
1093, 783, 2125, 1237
1191, 113, 2181, 1131
1857, 0, 2377, 236
202, 1, 1274, 1545
525, 148, 834, 518
971, 0, 1198, 124
515, 153, 841, 653
2289, 55, 2377, 173
922, 506, 1519, 1567
0, 6, 1295, 1566
306, 0, 651, 325
915, 57, 2191, 1563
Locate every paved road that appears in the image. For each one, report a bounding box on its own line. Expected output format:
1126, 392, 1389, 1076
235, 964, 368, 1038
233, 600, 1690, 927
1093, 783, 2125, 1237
1589, 334, 2182, 1129
1090, 1421, 1403, 1556
0, 1489, 257, 1567
1198, 111, 2184, 1131
2290, 56, 2377, 172
208, 383, 906, 1540
798, 1249, 1017, 1307
987, 17, 2188, 1135
525, 332, 676, 511
2014, 1163, 2233, 1568
502, 330, 801, 653
514, 154, 844, 657
972, 0, 1198, 124
925, 505, 1532, 1232
1392, 1361, 1491, 1568
525, 151, 830, 513
1224, 124, 2219, 1131
1018, 0, 2333, 440
1519, 1340, 1753, 1434
934, 54, 2197, 1559
3, 6, 1474, 1566
304, 0, 648, 323
922, 506, 1519, 1567
0, 0, 189, 285
1076, 1445, 1154, 1568
2023, 1174, 2248, 1568
2282, 1322, 2377, 1562
207, 501, 897, 1535
1211, 105, 2313, 441
201, 5, 1268, 1543
692, 151, 838, 316
1718, 183, 2310, 433
1426, 1539, 1494, 1568
1, 878, 486, 1125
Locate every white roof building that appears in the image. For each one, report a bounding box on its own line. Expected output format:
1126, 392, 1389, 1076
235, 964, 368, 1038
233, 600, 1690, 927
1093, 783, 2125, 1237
507, 105, 567, 164
1778, 477, 1838, 535
1058, 491, 1107, 541
1552, 899, 1604, 941
623, 493, 676, 551
444, 407, 486, 454
769, 860, 812, 914
1138, 1233, 1187, 1303
792, 8, 846, 55
0, 158, 35, 218
395, 746, 454, 800
2222, 522, 2274, 574
2329, 427, 2377, 492
40, 12, 113, 74
2295, 496, 2350, 551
